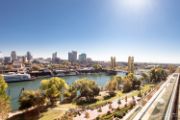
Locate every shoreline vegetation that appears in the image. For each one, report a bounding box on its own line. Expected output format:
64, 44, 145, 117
0, 67, 169, 120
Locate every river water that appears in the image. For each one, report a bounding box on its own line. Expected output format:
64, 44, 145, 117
7, 72, 126, 111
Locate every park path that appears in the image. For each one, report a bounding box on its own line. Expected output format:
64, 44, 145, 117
74, 96, 139, 120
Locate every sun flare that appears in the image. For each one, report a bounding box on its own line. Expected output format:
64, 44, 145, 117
121, 0, 151, 12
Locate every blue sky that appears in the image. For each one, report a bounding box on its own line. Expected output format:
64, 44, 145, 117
0, 0, 180, 63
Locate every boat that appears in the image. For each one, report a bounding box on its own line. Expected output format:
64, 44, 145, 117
56, 73, 65, 77
2, 72, 31, 83
66, 72, 77, 76
106, 70, 117, 75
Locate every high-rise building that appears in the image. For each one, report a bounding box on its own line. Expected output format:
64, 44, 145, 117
52, 52, 57, 60
79, 53, 87, 63
68, 51, 77, 63
128, 56, 134, 73
52, 52, 60, 64
52, 52, 57, 63
111, 56, 116, 69
27, 51, 32, 62
86, 57, 92, 64
0, 51, 3, 64
4, 57, 11, 64
11, 51, 17, 62
17, 56, 27, 63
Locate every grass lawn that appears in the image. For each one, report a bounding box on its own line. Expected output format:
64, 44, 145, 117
128, 84, 155, 97
38, 104, 77, 120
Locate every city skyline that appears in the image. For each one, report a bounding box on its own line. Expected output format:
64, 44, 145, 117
1, 0, 180, 63
0, 50, 179, 64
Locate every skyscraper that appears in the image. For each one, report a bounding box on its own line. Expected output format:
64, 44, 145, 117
4, 57, 11, 64
128, 56, 134, 73
27, 51, 32, 63
11, 51, 17, 62
0, 51, 3, 64
52, 52, 58, 64
79, 53, 87, 63
68, 51, 77, 63
111, 56, 116, 69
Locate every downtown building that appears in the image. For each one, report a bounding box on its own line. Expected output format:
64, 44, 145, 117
128, 56, 134, 73
52, 52, 60, 64
79, 53, 87, 63
111, 56, 116, 69
68, 51, 77, 63
0, 51, 3, 64
27, 51, 33, 63
11, 51, 17, 62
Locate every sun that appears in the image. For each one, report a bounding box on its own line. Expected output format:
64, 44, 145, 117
120, 0, 151, 12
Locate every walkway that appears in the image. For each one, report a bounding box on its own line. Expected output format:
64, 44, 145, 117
74, 97, 140, 120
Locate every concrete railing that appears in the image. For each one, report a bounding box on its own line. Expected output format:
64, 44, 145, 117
133, 73, 179, 120
164, 73, 180, 120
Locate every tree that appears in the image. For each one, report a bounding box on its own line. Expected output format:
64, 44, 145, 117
19, 90, 45, 110
122, 78, 132, 93
106, 76, 122, 91
150, 67, 168, 83
93, 64, 103, 70
122, 73, 141, 92
31, 64, 41, 71
40, 77, 69, 105
62, 86, 77, 103
0, 75, 10, 120
141, 72, 150, 83
71, 78, 100, 101
168, 65, 176, 74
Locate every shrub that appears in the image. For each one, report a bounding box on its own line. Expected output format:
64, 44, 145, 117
76, 97, 97, 105
124, 104, 127, 107
97, 105, 132, 120
114, 111, 123, 119
118, 99, 121, 105
108, 91, 116, 97
138, 92, 142, 97
107, 111, 112, 115
103, 95, 112, 100
102, 114, 113, 120
85, 112, 90, 118
19, 90, 45, 110
109, 104, 113, 110
98, 107, 102, 112
116, 107, 120, 111
129, 103, 134, 109
60, 113, 73, 120
96, 116, 100, 120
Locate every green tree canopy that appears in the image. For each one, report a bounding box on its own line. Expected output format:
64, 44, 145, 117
106, 76, 123, 91
71, 78, 100, 99
122, 73, 141, 92
93, 64, 103, 70
150, 67, 168, 83
19, 90, 45, 110
0, 75, 10, 120
40, 77, 69, 105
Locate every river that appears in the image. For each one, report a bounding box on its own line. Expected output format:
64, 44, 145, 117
7, 72, 126, 111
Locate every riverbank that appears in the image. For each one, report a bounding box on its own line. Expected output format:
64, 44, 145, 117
7, 72, 126, 111
7, 84, 155, 120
